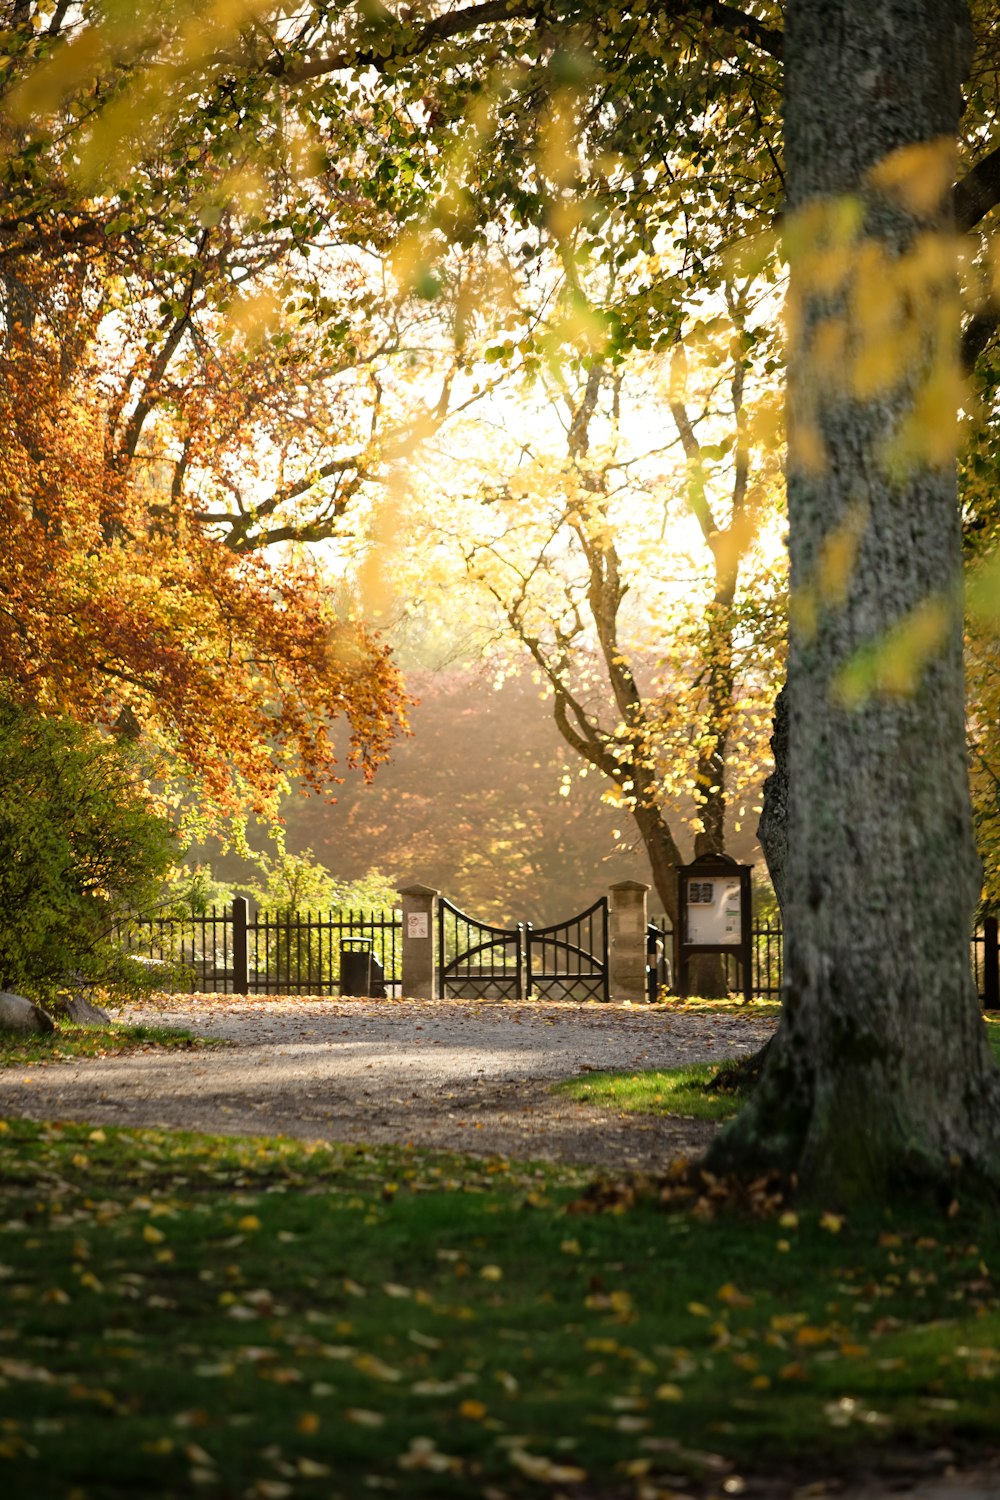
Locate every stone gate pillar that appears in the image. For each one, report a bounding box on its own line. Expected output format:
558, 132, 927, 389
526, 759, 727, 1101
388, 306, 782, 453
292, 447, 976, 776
399, 884, 439, 1000
608, 881, 649, 1004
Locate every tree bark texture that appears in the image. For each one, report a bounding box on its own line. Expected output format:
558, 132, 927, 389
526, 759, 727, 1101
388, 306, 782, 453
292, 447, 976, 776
709, 0, 1000, 1201
757, 682, 788, 914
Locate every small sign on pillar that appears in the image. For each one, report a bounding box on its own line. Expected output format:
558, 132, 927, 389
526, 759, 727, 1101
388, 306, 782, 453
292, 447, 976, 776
399, 884, 438, 1000
406, 911, 429, 940
675, 853, 753, 1003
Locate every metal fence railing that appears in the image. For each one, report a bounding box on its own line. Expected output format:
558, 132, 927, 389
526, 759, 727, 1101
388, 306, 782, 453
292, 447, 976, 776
655, 917, 998, 1007
114, 902, 402, 996
115, 903, 1000, 1008
651, 918, 782, 1001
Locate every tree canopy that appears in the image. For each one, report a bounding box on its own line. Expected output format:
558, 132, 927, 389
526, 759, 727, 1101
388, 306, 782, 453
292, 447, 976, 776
6, 0, 1000, 1202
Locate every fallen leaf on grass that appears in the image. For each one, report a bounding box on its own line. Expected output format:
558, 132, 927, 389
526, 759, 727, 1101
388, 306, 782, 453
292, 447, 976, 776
717, 1283, 753, 1308
296, 1457, 330, 1477
407, 1330, 441, 1350
345, 1409, 385, 1428
509, 1448, 587, 1484
354, 1354, 403, 1383
398, 1436, 461, 1473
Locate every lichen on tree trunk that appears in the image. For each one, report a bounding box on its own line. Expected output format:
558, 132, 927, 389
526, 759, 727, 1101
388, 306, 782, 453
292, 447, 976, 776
706, 0, 1000, 1203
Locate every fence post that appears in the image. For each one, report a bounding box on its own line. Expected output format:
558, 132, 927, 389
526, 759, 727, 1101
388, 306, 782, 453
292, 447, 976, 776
985, 915, 999, 1011
232, 896, 249, 995
608, 881, 649, 1003
399, 884, 439, 1000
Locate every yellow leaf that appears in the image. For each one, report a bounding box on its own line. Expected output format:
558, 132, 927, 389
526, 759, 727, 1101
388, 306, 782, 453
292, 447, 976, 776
296, 1412, 320, 1435
623, 1458, 652, 1478
770, 1313, 806, 1333
142, 1225, 165, 1245
480, 1265, 503, 1281
237, 1216, 261, 1232
687, 1301, 711, 1318
717, 1282, 753, 1308
655, 1383, 684, 1402
353, 1354, 402, 1383
820, 1212, 845, 1233
795, 1326, 832, 1347
459, 1399, 487, 1420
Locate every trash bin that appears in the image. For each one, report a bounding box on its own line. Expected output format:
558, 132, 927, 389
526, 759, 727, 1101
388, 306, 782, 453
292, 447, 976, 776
340, 939, 373, 997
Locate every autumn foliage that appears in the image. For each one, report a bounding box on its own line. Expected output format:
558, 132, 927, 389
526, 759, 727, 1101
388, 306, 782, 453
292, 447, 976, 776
0, 332, 407, 826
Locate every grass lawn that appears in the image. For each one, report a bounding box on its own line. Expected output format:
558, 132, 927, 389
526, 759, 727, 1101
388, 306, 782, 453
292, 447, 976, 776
554, 1016, 1000, 1124
0, 1021, 222, 1069
552, 1058, 750, 1123
0, 1115, 999, 1498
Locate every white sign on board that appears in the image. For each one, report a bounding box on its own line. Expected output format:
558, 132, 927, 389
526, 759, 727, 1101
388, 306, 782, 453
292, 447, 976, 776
685, 878, 742, 945
406, 911, 429, 940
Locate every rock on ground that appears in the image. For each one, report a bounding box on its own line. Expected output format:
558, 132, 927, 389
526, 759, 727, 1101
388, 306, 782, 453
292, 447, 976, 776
0, 992, 54, 1033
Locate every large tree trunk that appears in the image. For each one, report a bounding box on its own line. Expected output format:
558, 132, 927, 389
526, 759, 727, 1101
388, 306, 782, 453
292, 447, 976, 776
708, 0, 1000, 1203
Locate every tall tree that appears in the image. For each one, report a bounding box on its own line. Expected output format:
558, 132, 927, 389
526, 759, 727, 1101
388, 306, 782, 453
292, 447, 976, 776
448, 301, 783, 933
0, 326, 408, 829
709, 0, 1000, 1201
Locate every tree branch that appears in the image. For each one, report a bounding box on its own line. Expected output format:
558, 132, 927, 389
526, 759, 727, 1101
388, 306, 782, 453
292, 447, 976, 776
955, 142, 1000, 234
269, 0, 783, 85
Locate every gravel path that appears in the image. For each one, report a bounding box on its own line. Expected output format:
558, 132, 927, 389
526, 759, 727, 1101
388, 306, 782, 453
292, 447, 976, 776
0, 997, 777, 1170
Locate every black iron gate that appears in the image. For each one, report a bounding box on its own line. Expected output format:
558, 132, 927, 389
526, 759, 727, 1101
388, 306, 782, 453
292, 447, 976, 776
438, 899, 525, 999
438, 898, 609, 1001
527, 896, 609, 1002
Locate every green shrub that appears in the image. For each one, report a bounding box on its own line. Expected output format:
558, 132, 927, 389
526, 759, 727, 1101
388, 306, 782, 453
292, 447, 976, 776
0, 698, 176, 1003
